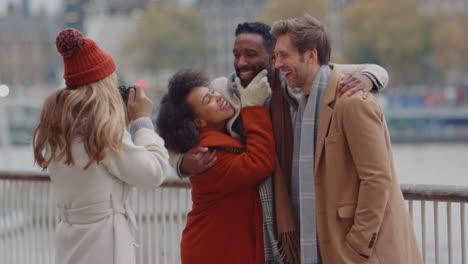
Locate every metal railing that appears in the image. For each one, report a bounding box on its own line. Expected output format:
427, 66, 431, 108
1, 172, 467, 264
0, 173, 192, 264
402, 184, 468, 264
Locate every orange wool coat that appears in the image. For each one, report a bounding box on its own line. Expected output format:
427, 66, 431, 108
180, 106, 275, 264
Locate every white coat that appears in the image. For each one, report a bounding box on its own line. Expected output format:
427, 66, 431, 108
48, 127, 169, 264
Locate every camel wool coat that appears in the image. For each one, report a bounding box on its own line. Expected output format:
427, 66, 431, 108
49, 127, 169, 264
313, 65, 423, 264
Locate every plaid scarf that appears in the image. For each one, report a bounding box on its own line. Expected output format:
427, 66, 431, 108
290, 65, 331, 264
227, 72, 282, 263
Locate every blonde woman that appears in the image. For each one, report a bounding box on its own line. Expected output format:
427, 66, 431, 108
33, 28, 169, 264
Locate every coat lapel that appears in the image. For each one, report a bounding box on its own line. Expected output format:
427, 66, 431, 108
314, 65, 342, 171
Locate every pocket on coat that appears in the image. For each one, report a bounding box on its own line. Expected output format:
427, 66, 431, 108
337, 204, 356, 234
325, 133, 341, 145
344, 240, 368, 264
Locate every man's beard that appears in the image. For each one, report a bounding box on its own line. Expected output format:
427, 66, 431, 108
235, 66, 264, 87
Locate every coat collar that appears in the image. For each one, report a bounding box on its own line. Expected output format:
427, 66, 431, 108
321, 64, 341, 106
196, 128, 245, 150
314, 64, 342, 170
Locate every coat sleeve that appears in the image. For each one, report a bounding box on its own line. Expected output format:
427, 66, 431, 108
336, 64, 389, 93
170, 151, 192, 179
192, 106, 275, 196
104, 128, 170, 192
337, 93, 393, 257
168, 149, 181, 169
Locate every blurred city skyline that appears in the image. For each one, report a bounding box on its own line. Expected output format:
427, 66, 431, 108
0, 0, 467, 151
0, 0, 61, 15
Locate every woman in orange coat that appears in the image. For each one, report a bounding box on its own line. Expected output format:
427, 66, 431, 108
157, 69, 274, 264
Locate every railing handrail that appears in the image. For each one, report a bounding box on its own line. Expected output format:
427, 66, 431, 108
401, 184, 468, 202
0, 172, 191, 188
0, 172, 50, 181
1, 172, 467, 201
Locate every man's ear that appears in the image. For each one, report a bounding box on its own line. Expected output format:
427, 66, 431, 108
312, 49, 318, 63
194, 119, 207, 128
305, 48, 318, 64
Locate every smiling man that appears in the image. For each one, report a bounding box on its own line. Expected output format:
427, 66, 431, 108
233, 27, 274, 87
271, 14, 423, 264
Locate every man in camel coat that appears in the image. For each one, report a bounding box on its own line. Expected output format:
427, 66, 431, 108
271, 14, 423, 264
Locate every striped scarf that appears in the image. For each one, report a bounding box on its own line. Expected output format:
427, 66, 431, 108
290, 65, 331, 264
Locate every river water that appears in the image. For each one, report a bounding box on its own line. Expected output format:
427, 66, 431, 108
2, 143, 467, 186
392, 143, 468, 186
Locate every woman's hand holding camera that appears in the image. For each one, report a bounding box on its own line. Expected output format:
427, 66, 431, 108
127, 83, 153, 121
235, 69, 271, 107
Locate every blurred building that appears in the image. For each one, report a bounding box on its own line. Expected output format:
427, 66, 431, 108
196, 0, 265, 7
420, 0, 467, 13
64, 0, 92, 33
196, 0, 266, 77
88, 0, 150, 16
196, 0, 351, 77
0, 3, 62, 98
105, 0, 149, 14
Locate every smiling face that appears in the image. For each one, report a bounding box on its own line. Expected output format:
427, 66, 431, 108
186, 86, 235, 131
233, 33, 272, 87
274, 34, 319, 93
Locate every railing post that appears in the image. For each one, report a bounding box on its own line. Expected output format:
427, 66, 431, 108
0, 182, 4, 263
153, 190, 160, 264
145, 191, 151, 264
137, 188, 143, 264
23, 181, 30, 264
448, 202, 453, 264
421, 200, 426, 263
177, 189, 183, 245
14, 181, 20, 264
47, 184, 54, 263
169, 188, 175, 264
409, 200, 414, 219
462, 202, 466, 264
160, 188, 167, 264
434, 200, 439, 264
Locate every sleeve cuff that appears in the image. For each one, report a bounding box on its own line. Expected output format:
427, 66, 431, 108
361, 72, 382, 93
130, 117, 154, 132
346, 227, 375, 257
176, 153, 192, 179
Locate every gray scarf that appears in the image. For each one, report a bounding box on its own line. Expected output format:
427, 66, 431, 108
290, 65, 331, 264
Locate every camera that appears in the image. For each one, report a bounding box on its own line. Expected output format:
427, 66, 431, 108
118, 85, 134, 105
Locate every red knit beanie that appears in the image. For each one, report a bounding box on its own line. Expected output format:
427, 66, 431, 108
55, 28, 116, 87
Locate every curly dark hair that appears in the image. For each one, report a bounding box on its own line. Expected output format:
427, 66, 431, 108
235, 22, 276, 53
156, 69, 209, 153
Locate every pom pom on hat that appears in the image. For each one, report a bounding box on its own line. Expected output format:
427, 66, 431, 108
55, 28, 85, 58
55, 28, 116, 87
